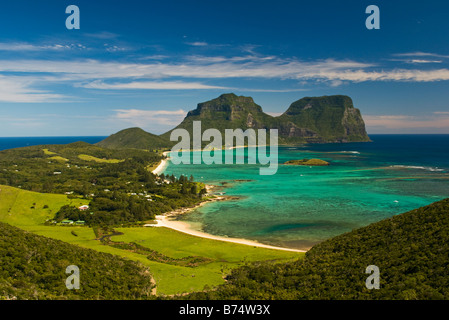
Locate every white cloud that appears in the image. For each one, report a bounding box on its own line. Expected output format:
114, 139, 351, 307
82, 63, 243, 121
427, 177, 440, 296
1, 57, 449, 85
388, 58, 443, 64
0, 76, 67, 103
104, 44, 128, 52
187, 42, 209, 46
113, 109, 187, 128
393, 52, 449, 59
0, 42, 86, 51
2, 51, 449, 102
82, 80, 227, 90
236, 88, 309, 92
364, 114, 449, 130
409, 59, 442, 64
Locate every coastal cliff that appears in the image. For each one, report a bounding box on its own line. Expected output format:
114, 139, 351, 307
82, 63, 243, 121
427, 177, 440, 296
161, 93, 370, 144
276, 95, 371, 143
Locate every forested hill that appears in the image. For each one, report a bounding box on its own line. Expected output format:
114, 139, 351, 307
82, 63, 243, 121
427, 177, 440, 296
96, 127, 173, 150
186, 198, 449, 300
0, 222, 154, 300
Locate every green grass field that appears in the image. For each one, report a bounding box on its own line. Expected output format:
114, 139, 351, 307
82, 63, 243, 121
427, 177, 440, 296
113, 227, 299, 294
78, 154, 123, 163
42, 148, 57, 155
0, 184, 303, 295
0, 185, 88, 226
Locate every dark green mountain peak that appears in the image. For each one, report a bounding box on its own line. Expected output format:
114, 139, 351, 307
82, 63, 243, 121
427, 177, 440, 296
165, 93, 370, 143
96, 127, 172, 150
277, 95, 371, 143
187, 93, 265, 121
283, 95, 355, 116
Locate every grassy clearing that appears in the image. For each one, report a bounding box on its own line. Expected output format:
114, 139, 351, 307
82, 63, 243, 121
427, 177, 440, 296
0, 184, 303, 295
48, 156, 69, 162
78, 154, 123, 163
0, 185, 88, 226
42, 148, 57, 155
113, 227, 302, 294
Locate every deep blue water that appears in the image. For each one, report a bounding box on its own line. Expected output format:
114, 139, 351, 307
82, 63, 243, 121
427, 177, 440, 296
303, 134, 449, 171
0, 136, 107, 151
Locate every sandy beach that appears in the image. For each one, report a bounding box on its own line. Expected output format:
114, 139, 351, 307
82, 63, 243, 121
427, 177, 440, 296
145, 192, 306, 253
152, 151, 170, 175
148, 215, 305, 252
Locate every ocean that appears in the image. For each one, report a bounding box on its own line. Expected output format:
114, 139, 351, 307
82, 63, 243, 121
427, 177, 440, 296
163, 134, 449, 250
0, 136, 107, 151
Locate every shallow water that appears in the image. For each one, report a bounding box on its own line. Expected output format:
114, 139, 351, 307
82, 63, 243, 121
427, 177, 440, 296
164, 135, 449, 250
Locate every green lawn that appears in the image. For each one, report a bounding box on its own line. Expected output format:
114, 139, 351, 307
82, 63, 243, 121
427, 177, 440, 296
0, 184, 303, 295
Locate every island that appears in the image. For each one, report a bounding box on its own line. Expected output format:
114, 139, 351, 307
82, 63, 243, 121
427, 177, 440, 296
284, 158, 330, 166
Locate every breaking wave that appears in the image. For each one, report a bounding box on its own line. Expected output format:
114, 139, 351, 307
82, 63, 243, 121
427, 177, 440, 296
390, 165, 445, 172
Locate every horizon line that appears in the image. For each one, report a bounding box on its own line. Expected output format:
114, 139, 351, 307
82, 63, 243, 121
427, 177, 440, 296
2, 133, 449, 138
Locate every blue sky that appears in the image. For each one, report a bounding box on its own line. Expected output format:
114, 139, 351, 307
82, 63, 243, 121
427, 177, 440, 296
1, 0, 449, 136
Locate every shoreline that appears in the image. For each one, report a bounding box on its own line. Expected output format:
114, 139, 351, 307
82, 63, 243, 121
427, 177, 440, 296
148, 214, 306, 253
148, 150, 306, 253
145, 190, 306, 253
152, 151, 170, 175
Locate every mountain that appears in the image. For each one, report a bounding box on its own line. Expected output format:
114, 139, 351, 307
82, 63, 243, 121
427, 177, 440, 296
185, 198, 449, 300
161, 93, 370, 144
96, 127, 172, 150
99, 93, 370, 149
276, 95, 371, 143
160, 93, 275, 140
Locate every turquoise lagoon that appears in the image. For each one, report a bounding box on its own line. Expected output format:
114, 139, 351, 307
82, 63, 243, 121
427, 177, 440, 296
163, 135, 449, 250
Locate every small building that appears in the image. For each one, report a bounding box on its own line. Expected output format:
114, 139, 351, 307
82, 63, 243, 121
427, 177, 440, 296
75, 220, 85, 225
61, 220, 74, 225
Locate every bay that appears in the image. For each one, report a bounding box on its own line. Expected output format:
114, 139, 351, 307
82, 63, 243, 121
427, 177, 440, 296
164, 134, 449, 250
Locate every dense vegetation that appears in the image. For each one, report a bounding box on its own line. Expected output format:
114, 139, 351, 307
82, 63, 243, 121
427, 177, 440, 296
0, 142, 206, 226
185, 198, 449, 300
0, 222, 154, 300
277, 95, 370, 143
